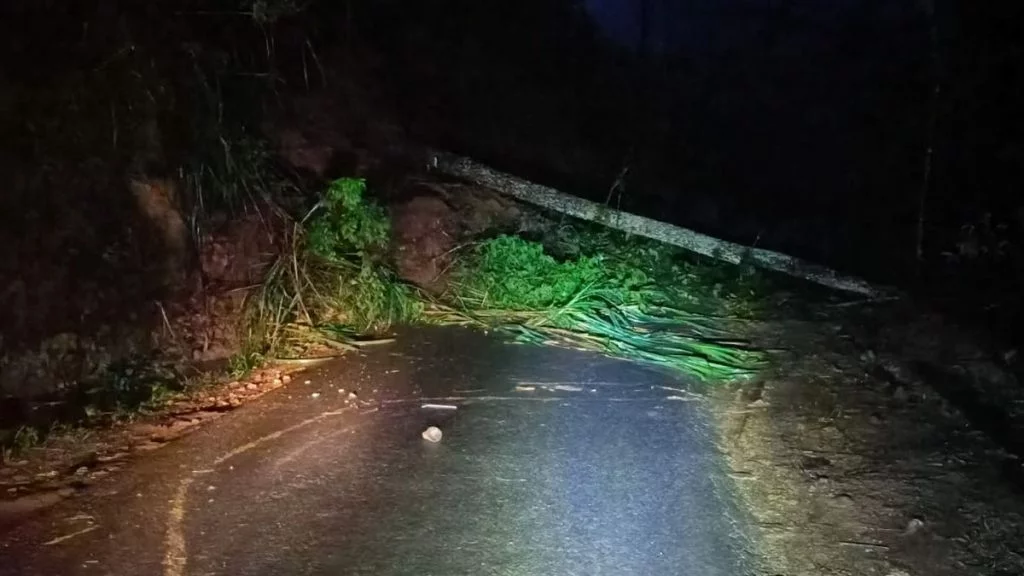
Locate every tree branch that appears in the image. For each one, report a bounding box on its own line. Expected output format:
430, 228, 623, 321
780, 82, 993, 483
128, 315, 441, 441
427, 150, 892, 297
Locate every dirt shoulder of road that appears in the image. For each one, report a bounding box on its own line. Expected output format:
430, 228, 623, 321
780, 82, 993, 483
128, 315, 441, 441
712, 301, 1024, 576
0, 362, 330, 528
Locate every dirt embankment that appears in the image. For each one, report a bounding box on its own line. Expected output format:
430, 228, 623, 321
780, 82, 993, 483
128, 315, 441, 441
714, 301, 1024, 576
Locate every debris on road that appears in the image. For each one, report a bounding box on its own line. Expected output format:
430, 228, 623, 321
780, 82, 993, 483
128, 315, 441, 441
41, 525, 99, 546
663, 391, 701, 401
421, 404, 458, 411
421, 426, 443, 443
903, 517, 924, 536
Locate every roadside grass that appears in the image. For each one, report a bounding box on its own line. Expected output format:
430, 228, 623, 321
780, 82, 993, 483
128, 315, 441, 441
244, 178, 423, 358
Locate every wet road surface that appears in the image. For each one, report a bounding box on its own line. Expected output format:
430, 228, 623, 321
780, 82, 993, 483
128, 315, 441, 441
0, 327, 755, 575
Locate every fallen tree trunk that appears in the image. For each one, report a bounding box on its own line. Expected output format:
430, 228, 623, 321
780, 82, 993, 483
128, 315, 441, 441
427, 150, 890, 297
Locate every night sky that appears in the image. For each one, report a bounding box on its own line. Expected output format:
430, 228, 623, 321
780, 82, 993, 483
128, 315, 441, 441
584, 0, 696, 53
583, 0, 859, 55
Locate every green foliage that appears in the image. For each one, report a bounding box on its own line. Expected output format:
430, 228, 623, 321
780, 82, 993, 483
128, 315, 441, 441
557, 225, 769, 315
306, 178, 390, 261
247, 179, 421, 357
456, 235, 607, 310
229, 349, 266, 378
441, 233, 766, 382
344, 263, 423, 331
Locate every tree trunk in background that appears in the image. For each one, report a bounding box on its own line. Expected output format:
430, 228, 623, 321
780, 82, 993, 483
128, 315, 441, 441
428, 151, 889, 297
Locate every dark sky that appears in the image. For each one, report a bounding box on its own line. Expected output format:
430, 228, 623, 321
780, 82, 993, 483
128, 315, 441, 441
582, 0, 858, 55
583, 0, 698, 53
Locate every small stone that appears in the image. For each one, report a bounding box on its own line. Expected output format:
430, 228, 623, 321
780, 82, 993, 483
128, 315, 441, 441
306, 380, 314, 386
282, 375, 292, 384
228, 381, 242, 388
74, 466, 89, 476
245, 383, 259, 391
272, 378, 283, 387
347, 392, 358, 400
904, 517, 925, 535
311, 392, 321, 399
422, 426, 443, 443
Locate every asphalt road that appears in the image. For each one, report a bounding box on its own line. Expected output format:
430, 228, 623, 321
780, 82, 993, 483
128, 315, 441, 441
0, 327, 755, 576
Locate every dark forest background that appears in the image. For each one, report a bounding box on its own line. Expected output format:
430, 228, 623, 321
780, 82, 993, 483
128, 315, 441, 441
0, 0, 1022, 397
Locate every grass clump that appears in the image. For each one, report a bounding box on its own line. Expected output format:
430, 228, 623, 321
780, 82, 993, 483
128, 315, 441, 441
228, 348, 266, 378
306, 177, 391, 261
248, 178, 421, 357
453, 235, 607, 310
554, 225, 770, 317
435, 234, 765, 382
